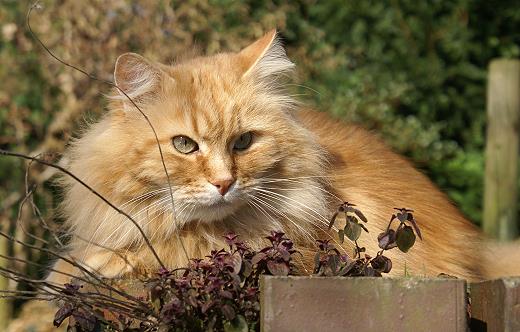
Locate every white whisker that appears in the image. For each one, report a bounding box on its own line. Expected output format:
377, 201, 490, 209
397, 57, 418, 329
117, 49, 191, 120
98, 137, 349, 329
99, 196, 172, 250
81, 188, 173, 261
254, 188, 330, 226
249, 194, 315, 242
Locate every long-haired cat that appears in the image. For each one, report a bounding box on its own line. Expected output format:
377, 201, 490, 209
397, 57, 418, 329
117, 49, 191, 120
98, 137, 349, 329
48, 30, 518, 285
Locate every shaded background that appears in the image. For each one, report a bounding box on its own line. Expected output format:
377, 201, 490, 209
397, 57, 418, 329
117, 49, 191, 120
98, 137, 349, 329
0, 0, 519, 326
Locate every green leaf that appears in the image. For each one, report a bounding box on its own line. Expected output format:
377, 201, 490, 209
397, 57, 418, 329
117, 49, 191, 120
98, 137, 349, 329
224, 315, 249, 332
396, 225, 416, 253
353, 208, 368, 223
338, 229, 345, 243
314, 251, 320, 269
344, 221, 361, 241
328, 211, 339, 229
327, 254, 340, 273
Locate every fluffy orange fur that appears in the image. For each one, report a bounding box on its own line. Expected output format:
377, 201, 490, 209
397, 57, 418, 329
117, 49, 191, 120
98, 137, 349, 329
48, 30, 516, 285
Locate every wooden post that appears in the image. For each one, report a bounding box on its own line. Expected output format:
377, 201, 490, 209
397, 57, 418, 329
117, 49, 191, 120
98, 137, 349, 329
261, 276, 467, 332
470, 278, 520, 332
483, 59, 520, 240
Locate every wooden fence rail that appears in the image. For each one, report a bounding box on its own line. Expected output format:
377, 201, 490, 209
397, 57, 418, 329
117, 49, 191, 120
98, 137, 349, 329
261, 276, 520, 332
470, 278, 520, 331
5, 275, 520, 331
483, 59, 520, 240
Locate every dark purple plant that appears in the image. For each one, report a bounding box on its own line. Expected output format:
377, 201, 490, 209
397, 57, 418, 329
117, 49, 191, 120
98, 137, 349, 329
55, 231, 298, 331
54, 206, 421, 331
319, 203, 421, 277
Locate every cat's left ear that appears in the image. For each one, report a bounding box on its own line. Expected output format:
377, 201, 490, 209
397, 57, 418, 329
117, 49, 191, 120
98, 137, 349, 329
238, 29, 294, 80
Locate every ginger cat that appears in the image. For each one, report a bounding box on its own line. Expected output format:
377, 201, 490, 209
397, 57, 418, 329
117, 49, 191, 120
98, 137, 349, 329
48, 30, 517, 285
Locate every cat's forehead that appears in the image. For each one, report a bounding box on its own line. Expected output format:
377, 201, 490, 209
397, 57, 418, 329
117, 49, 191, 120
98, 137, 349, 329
161, 56, 253, 127
153, 78, 241, 141
170, 53, 240, 84
187, 100, 241, 142
149, 53, 284, 142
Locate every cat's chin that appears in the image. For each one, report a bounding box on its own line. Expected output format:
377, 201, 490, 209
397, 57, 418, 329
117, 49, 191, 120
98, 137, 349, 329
178, 200, 241, 224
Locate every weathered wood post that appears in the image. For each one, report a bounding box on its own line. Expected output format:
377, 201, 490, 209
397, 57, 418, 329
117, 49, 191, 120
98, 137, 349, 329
261, 276, 467, 332
470, 278, 520, 332
0, 218, 12, 330
483, 59, 520, 240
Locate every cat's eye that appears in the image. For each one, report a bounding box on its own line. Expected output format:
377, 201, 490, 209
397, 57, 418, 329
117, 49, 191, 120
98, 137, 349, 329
233, 132, 253, 151
172, 135, 199, 154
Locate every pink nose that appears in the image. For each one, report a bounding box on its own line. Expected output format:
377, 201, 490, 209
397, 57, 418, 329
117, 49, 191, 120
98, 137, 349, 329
210, 178, 235, 196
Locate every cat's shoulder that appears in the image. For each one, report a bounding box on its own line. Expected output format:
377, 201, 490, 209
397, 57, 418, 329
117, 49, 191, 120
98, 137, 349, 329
295, 108, 387, 151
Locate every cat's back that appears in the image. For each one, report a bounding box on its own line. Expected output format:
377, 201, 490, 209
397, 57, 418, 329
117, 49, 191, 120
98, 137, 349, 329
295, 109, 413, 172
295, 108, 445, 211
296, 109, 483, 280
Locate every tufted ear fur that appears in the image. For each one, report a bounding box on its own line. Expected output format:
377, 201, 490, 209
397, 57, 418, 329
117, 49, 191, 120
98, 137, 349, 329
113, 53, 165, 108
238, 29, 295, 80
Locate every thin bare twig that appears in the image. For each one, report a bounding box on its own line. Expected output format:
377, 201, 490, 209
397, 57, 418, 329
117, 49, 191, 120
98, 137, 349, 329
16, 183, 49, 245
0, 150, 165, 271
24, 157, 64, 247
26, 0, 189, 261
0, 228, 150, 311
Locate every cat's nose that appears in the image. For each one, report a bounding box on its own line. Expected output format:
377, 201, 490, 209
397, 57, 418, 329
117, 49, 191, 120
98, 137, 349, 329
210, 178, 236, 196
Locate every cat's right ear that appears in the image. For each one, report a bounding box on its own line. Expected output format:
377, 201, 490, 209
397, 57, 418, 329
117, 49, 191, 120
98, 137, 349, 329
238, 29, 294, 81
113, 53, 166, 109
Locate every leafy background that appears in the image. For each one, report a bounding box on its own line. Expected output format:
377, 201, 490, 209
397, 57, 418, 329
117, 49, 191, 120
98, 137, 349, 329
0, 0, 519, 327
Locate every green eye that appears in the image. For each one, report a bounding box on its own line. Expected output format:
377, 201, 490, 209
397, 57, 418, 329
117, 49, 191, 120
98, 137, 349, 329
172, 135, 199, 154
233, 132, 253, 151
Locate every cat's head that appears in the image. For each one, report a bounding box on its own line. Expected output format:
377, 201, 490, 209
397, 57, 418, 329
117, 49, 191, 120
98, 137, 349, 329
66, 31, 330, 243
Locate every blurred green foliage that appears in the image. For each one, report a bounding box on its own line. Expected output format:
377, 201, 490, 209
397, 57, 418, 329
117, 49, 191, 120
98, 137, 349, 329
1, 0, 519, 227
297, 0, 519, 223
281, 0, 520, 224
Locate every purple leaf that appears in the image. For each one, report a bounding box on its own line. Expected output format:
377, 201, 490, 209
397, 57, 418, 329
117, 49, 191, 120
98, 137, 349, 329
396, 225, 416, 253
371, 255, 393, 273
230, 252, 243, 274
278, 247, 291, 261
53, 303, 74, 327
62, 283, 81, 296
338, 261, 356, 276
377, 229, 397, 250
72, 309, 96, 331
251, 252, 267, 265
221, 304, 236, 321
267, 260, 289, 276
201, 300, 214, 314
327, 254, 340, 274
409, 218, 423, 240
220, 290, 234, 299
224, 233, 239, 246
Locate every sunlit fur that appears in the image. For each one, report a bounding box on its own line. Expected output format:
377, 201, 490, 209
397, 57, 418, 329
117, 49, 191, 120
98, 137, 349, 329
48, 30, 518, 284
